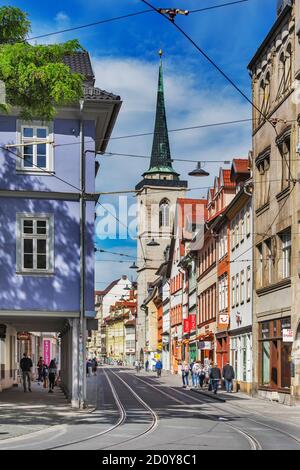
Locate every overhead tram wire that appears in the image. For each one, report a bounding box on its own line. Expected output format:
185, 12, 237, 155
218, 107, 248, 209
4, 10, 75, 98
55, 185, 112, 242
22, 1, 250, 43
140, 0, 294, 183
54, 118, 253, 149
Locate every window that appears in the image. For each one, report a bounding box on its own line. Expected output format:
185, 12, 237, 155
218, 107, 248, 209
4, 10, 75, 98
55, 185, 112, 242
280, 230, 291, 279
219, 275, 228, 312
246, 266, 251, 302
236, 274, 239, 306
257, 244, 263, 288
240, 210, 245, 244
231, 276, 236, 308
17, 121, 54, 173
17, 214, 54, 274
277, 131, 291, 191
240, 270, 245, 304
265, 239, 274, 285
159, 199, 170, 228
246, 207, 251, 237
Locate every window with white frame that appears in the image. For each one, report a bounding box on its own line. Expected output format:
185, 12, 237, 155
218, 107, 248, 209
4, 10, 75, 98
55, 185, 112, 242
17, 121, 53, 172
232, 276, 236, 308
240, 209, 245, 244
17, 214, 54, 274
236, 273, 239, 306
246, 206, 251, 237
280, 230, 291, 279
240, 270, 245, 304
257, 244, 263, 288
219, 275, 228, 312
246, 266, 251, 301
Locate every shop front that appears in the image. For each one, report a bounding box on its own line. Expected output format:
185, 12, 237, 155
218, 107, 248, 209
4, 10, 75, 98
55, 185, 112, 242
230, 328, 252, 394
258, 317, 292, 401
216, 332, 229, 369
189, 341, 197, 363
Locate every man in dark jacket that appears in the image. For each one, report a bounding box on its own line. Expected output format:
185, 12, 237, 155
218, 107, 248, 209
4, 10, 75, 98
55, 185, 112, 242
20, 353, 33, 392
222, 362, 235, 393
209, 364, 221, 394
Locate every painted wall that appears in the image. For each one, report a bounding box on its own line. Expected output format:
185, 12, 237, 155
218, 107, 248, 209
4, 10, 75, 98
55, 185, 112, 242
0, 197, 94, 312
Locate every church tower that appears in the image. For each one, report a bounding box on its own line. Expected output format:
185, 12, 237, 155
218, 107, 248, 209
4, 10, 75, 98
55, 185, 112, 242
135, 52, 187, 362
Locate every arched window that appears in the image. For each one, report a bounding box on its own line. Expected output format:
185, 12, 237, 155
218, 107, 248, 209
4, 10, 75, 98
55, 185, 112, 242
159, 199, 170, 228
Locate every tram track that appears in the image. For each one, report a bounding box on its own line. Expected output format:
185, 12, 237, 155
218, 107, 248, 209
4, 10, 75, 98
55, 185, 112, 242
132, 373, 300, 450
47, 367, 158, 450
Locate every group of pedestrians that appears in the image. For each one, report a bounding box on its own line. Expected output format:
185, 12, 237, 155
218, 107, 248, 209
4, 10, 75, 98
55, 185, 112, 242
180, 360, 235, 394
135, 358, 163, 377
20, 353, 57, 393
86, 357, 98, 376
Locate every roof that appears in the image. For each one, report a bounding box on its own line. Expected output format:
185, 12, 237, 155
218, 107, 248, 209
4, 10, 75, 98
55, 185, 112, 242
63, 51, 121, 102
232, 159, 249, 175
95, 278, 120, 296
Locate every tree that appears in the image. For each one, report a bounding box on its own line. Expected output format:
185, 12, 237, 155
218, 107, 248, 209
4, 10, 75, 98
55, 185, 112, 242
0, 6, 84, 120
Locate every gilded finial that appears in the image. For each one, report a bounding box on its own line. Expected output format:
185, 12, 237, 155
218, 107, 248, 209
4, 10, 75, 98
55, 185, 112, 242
159, 49, 163, 58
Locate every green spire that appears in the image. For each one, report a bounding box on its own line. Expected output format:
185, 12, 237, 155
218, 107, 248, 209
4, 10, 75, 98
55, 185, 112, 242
143, 51, 179, 179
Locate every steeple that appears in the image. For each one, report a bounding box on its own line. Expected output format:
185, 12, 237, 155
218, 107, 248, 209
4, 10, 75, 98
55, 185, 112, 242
143, 50, 179, 179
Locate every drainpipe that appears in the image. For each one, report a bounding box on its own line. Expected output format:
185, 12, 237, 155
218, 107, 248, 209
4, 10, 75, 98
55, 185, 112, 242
79, 99, 87, 409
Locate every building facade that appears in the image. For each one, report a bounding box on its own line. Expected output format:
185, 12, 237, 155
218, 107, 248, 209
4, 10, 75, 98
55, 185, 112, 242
248, 0, 299, 403
0, 52, 121, 406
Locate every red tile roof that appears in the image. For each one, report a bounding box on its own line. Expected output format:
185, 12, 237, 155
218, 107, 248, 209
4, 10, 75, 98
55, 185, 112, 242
232, 158, 249, 174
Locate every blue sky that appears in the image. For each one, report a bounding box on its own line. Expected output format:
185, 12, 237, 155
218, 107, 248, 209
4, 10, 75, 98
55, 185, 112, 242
2, 0, 276, 287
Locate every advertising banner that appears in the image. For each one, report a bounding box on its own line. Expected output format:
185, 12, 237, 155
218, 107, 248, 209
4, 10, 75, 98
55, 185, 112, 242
189, 315, 197, 331
183, 319, 190, 333
43, 339, 51, 366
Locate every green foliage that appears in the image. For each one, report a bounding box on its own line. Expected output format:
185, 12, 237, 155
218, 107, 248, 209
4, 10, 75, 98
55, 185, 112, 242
0, 6, 30, 43
0, 7, 84, 120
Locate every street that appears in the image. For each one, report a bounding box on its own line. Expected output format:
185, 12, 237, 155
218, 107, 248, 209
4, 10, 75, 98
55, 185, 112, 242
0, 367, 300, 451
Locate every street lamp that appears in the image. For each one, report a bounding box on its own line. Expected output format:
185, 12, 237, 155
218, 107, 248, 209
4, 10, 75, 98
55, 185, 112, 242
188, 162, 210, 177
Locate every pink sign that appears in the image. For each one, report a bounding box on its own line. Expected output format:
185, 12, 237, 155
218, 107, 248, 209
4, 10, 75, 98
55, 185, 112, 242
43, 340, 51, 366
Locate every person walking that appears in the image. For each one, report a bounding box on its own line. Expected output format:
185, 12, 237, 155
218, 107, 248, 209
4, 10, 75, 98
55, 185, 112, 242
155, 359, 163, 377
37, 357, 44, 383
48, 359, 57, 393
20, 353, 33, 393
42, 364, 49, 389
223, 362, 235, 393
198, 364, 206, 389
134, 360, 140, 373
180, 362, 190, 388
192, 362, 200, 388
145, 360, 149, 372
210, 364, 221, 394
92, 357, 98, 376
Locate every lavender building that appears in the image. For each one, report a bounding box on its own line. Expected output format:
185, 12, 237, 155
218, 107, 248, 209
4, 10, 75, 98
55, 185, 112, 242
0, 52, 121, 405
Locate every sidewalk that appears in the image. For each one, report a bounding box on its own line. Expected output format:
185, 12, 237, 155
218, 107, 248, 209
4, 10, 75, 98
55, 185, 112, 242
0, 380, 86, 441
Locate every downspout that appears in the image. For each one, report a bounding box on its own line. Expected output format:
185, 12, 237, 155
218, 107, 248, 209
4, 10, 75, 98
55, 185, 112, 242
79, 99, 87, 409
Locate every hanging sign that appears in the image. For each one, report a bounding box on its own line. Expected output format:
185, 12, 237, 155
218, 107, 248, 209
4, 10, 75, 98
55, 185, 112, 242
17, 331, 30, 341
189, 315, 197, 331
282, 329, 293, 343
183, 319, 190, 333
219, 314, 229, 325
43, 339, 51, 366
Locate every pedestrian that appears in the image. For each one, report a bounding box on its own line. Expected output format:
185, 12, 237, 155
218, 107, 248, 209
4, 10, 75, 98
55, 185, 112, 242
180, 362, 190, 388
48, 359, 57, 393
222, 361, 235, 393
145, 360, 149, 372
86, 358, 92, 377
198, 364, 206, 388
192, 362, 200, 388
210, 363, 221, 394
37, 357, 44, 383
134, 360, 140, 373
92, 357, 98, 376
155, 359, 162, 377
43, 364, 49, 389
20, 352, 33, 392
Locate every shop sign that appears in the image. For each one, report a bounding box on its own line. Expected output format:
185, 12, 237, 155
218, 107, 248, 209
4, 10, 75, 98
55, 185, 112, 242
198, 341, 212, 351
189, 315, 197, 331
219, 314, 229, 325
17, 331, 30, 341
282, 329, 293, 343
183, 319, 190, 333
